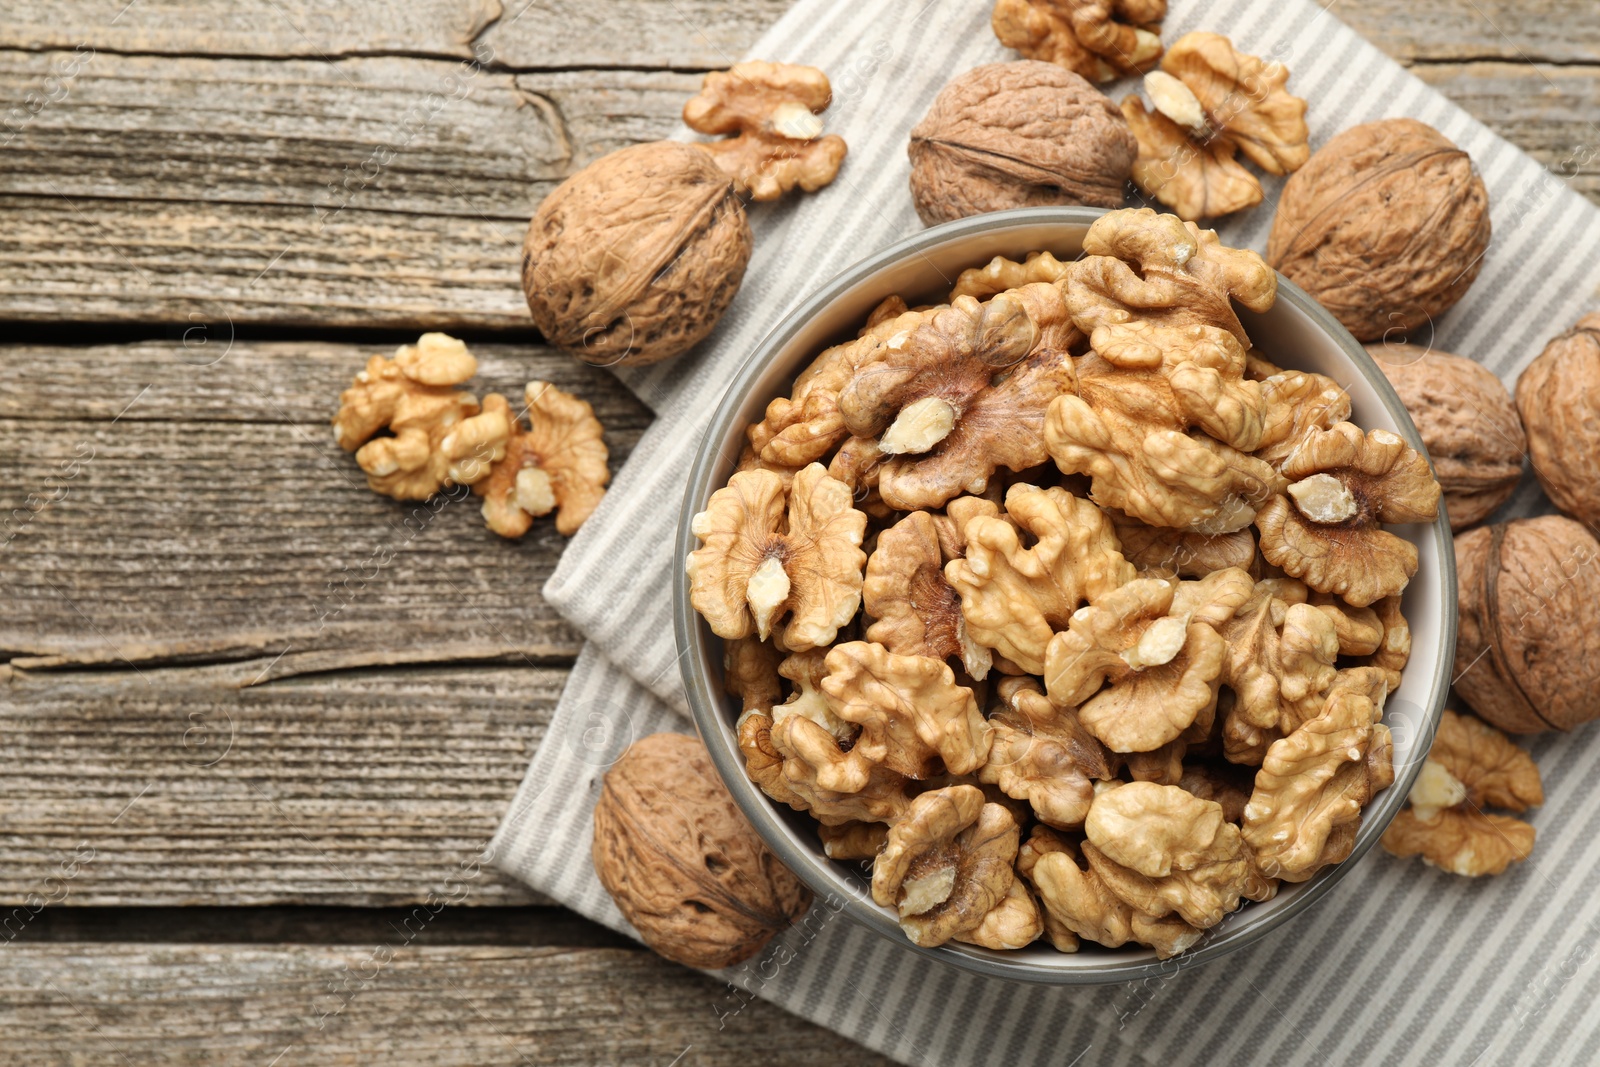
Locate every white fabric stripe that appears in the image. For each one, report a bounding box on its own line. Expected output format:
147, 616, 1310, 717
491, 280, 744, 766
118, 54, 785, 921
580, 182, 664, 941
500, 0, 1600, 1062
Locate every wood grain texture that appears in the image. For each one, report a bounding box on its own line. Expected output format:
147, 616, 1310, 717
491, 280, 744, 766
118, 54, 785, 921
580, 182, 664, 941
0, 942, 893, 1066
0, 664, 562, 906
0, 0, 793, 70
1338, 0, 1600, 65
0, 341, 649, 671
0, 50, 696, 328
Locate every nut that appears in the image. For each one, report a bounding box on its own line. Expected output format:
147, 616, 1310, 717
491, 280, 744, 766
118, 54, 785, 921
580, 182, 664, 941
1107, 507, 1256, 578
332, 333, 510, 500
1454, 516, 1600, 732
473, 380, 609, 537
1122, 96, 1261, 221
817, 820, 888, 861
683, 61, 847, 201
1217, 580, 1339, 745
949, 250, 1071, 301
1254, 422, 1441, 607
1380, 709, 1542, 876
1241, 669, 1394, 881
523, 140, 753, 366
1123, 33, 1308, 221
1368, 342, 1524, 530
954, 877, 1045, 950
1081, 782, 1253, 928
724, 635, 782, 715
772, 647, 852, 741
991, 0, 1165, 83
871, 787, 1019, 947
1253, 369, 1352, 470
945, 483, 1136, 675
863, 511, 992, 678
908, 61, 1138, 225
686, 463, 867, 649
980, 676, 1116, 828
592, 733, 813, 968
1267, 119, 1491, 342
876, 284, 1081, 510
1043, 577, 1235, 753
1516, 314, 1600, 527
821, 641, 993, 778
767, 712, 910, 825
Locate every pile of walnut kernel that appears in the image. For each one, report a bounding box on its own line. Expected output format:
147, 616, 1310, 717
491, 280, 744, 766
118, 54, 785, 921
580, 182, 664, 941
686, 208, 1447, 958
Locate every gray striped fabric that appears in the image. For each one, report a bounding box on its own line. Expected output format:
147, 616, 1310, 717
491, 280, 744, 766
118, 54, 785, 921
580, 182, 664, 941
495, 1, 1600, 1063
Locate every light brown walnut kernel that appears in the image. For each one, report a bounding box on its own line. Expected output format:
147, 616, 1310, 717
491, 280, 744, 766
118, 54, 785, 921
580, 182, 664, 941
1516, 314, 1600, 527
724, 636, 783, 715
332, 333, 511, 501
1380, 709, 1542, 876
821, 641, 993, 779
877, 284, 1081, 510
1043, 578, 1227, 754
592, 733, 813, 969
992, 0, 1165, 83
949, 251, 1072, 301
768, 713, 911, 825
908, 61, 1139, 225
1158, 33, 1309, 176
473, 381, 609, 537
818, 820, 889, 861
683, 61, 847, 201
955, 877, 1045, 950
945, 484, 1136, 675
864, 511, 991, 678
1242, 669, 1393, 881
1254, 422, 1441, 607
871, 788, 1019, 947
772, 648, 852, 742
1108, 507, 1256, 578
687, 463, 867, 649
1254, 370, 1351, 471
1370, 342, 1524, 530
981, 677, 1117, 829
1121, 96, 1261, 221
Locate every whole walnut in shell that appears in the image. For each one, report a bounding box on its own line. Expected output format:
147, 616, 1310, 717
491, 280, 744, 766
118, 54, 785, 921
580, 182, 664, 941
1267, 119, 1490, 342
1454, 516, 1600, 733
1368, 342, 1524, 530
908, 62, 1138, 226
592, 732, 813, 969
523, 140, 753, 367
1516, 314, 1600, 527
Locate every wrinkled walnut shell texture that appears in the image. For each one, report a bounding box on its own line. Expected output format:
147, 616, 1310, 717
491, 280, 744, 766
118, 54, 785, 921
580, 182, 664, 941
524, 141, 753, 367
908, 62, 1138, 225
1516, 314, 1600, 527
593, 733, 813, 968
1369, 343, 1523, 530
1267, 119, 1490, 342
1454, 517, 1600, 733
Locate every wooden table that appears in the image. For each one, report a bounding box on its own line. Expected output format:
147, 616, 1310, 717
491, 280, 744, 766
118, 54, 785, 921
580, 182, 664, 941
1, 2, 1593, 1062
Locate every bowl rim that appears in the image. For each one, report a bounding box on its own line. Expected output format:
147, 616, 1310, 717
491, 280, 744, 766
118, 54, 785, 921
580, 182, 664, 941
673, 205, 1456, 985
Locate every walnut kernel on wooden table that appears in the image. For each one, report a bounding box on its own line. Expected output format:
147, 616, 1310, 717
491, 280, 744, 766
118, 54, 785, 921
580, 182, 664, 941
331, 333, 510, 500
1515, 313, 1600, 528
522, 140, 754, 368
907, 61, 1138, 225
1381, 709, 1542, 876
593, 733, 813, 970
1367, 342, 1524, 531
1268, 118, 1491, 342
1453, 516, 1600, 734
471, 380, 610, 538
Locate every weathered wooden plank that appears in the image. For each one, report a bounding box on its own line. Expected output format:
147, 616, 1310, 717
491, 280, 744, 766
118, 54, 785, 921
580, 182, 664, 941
0, 341, 650, 669
0, 942, 893, 1066
0, 0, 791, 71
1338, 0, 1600, 65
0, 51, 695, 328
1411, 61, 1600, 203
0, 664, 567, 906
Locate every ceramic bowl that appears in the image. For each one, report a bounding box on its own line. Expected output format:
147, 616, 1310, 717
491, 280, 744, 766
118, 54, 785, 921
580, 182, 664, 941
674, 206, 1455, 984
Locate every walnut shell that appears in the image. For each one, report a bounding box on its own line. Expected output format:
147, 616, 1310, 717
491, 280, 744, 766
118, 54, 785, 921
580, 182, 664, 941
523, 141, 753, 367
1453, 517, 1600, 733
592, 732, 813, 968
1516, 314, 1600, 526
908, 61, 1137, 226
1267, 119, 1490, 342
1367, 342, 1524, 530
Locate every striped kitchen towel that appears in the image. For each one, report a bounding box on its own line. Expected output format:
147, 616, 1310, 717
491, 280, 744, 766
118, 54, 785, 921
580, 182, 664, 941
496, 0, 1600, 1063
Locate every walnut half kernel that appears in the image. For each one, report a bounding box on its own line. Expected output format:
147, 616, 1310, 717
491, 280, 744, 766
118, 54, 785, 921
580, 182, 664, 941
686, 210, 1440, 958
